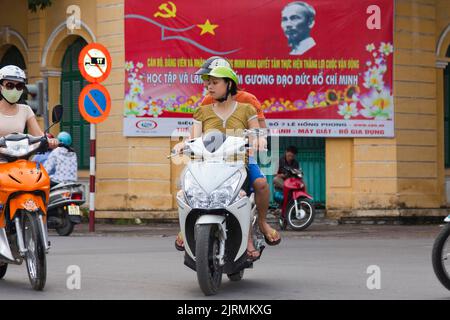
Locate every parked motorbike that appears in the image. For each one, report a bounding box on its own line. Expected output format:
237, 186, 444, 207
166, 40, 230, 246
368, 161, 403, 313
47, 173, 85, 236
0, 105, 62, 290
432, 214, 450, 290
171, 130, 266, 296
273, 166, 315, 231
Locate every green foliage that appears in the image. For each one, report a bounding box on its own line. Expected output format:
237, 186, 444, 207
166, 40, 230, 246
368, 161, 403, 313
28, 0, 52, 12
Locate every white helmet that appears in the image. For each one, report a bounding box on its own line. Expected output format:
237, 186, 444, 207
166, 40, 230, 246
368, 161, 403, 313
195, 56, 232, 75
0, 65, 26, 83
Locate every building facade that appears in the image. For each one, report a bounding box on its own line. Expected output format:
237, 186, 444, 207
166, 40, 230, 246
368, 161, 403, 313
0, 0, 449, 220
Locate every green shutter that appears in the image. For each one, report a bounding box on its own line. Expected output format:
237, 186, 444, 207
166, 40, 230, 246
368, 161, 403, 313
260, 137, 326, 206
60, 38, 90, 169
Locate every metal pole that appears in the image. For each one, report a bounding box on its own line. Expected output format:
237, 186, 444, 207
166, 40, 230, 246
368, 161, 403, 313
89, 123, 96, 232
42, 78, 49, 128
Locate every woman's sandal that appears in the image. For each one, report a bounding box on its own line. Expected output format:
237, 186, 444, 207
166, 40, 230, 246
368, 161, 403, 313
174, 232, 185, 251
263, 229, 281, 246
246, 249, 261, 262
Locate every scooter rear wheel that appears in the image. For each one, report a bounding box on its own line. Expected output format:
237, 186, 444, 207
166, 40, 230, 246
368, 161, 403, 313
0, 263, 7, 279
195, 224, 223, 296
286, 198, 315, 231
432, 223, 450, 290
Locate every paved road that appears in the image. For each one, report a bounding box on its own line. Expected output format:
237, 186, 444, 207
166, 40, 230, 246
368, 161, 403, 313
0, 221, 449, 300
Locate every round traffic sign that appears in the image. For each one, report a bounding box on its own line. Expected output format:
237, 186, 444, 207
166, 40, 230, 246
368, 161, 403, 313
78, 43, 112, 83
78, 84, 111, 124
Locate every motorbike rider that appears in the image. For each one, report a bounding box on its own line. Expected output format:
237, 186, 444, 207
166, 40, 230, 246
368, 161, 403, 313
173, 65, 281, 259
44, 131, 78, 186
273, 145, 300, 190
0, 65, 58, 153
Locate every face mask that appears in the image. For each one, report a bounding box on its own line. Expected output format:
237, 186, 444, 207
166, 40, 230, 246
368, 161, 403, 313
1, 86, 23, 104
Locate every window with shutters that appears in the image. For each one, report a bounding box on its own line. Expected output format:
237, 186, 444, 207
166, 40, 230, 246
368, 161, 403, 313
60, 37, 90, 169
0, 46, 26, 69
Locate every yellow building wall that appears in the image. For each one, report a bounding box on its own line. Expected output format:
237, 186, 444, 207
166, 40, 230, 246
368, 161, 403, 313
327, 0, 448, 219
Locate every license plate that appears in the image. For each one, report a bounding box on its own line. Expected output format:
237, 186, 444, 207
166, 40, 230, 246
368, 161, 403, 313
68, 205, 80, 216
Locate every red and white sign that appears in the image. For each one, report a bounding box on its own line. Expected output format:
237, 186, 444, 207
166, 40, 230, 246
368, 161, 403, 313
124, 0, 394, 137
79, 43, 112, 83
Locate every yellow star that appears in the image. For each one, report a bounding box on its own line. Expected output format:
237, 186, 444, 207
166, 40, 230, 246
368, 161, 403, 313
197, 19, 218, 36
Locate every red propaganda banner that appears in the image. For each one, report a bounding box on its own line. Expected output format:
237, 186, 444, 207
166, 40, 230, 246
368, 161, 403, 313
124, 0, 394, 137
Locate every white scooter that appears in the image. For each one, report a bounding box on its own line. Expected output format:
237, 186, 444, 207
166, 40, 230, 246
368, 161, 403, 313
172, 130, 265, 296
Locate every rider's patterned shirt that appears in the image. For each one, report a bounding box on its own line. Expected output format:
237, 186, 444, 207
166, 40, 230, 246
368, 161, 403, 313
43, 147, 77, 183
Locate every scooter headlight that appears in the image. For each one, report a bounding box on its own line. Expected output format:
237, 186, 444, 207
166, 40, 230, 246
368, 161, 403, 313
0, 140, 40, 157
183, 171, 242, 209
183, 171, 209, 209
209, 172, 241, 208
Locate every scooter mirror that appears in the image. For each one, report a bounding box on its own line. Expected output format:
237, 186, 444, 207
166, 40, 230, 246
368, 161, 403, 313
52, 105, 63, 124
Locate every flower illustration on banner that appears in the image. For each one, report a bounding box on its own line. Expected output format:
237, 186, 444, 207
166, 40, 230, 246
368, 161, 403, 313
363, 67, 385, 91
293, 99, 307, 110
325, 89, 340, 105
360, 88, 393, 120
366, 43, 376, 52
149, 104, 163, 117
261, 98, 296, 112
129, 79, 144, 97
124, 94, 146, 117
379, 42, 394, 56
125, 61, 134, 72
306, 92, 327, 108
344, 85, 360, 102
338, 102, 359, 120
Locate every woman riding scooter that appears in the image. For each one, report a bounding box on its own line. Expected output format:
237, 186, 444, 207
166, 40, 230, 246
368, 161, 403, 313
173, 65, 281, 260
0, 65, 59, 290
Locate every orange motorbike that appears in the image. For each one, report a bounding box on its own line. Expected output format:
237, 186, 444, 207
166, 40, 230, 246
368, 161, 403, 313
0, 105, 62, 290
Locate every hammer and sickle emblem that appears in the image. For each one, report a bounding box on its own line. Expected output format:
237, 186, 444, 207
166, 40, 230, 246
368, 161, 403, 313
154, 1, 177, 18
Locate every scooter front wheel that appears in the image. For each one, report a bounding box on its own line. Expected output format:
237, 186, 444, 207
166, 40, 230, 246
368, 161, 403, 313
286, 198, 315, 231
195, 224, 223, 296
432, 223, 450, 290
23, 212, 47, 291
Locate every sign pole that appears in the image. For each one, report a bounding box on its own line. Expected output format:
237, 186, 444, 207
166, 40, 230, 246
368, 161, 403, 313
89, 123, 96, 232
78, 42, 112, 233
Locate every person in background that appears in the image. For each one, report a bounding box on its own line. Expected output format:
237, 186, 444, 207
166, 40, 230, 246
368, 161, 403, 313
44, 131, 78, 185
273, 145, 299, 190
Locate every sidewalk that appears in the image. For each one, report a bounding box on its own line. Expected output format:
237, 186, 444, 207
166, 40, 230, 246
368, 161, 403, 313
60, 213, 444, 240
